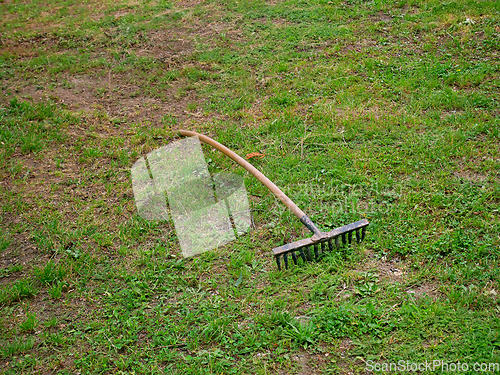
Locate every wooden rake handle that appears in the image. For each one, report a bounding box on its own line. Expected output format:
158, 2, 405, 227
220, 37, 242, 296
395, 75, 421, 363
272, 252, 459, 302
178, 130, 308, 221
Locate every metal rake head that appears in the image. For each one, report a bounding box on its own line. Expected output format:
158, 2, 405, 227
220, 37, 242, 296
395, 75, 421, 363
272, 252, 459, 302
272, 219, 369, 270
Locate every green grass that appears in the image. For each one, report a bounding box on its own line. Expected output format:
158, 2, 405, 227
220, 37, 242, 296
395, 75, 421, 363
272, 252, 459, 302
0, 0, 499, 373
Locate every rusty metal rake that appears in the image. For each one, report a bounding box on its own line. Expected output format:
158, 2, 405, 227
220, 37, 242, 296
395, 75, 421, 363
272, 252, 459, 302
179, 130, 369, 270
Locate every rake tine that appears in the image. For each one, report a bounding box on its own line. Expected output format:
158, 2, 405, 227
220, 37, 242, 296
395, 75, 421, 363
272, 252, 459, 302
299, 247, 307, 263
321, 242, 326, 255
283, 253, 289, 269
275, 255, 281, 270
342, 233, 346, 245
362, 226, 366, 241
328, 239, 333, 252
356, 229, 361, 243
291, 251, 298, 265
335, 236, 340, 248
305, 246, 313, 261
314, 244, 319, 260
348, 231, 353, 244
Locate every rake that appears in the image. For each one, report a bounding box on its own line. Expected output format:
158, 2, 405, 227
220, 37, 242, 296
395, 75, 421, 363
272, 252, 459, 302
179, 130, 369, 269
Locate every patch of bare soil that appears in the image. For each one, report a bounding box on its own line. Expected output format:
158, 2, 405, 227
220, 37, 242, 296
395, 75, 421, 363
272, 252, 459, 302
362, 250, 406, 283
111, 85, 203, 125
276, 350, 330, 375
17, 73, 213, 127
0, 45, 38, 58
368, 11, 394, 24
405, 282, 440, 300
440, 109, 464, 119
137, 28, 194, 62
333, 338, 368, 374
453, 169, 488, 183
18, 75, 108, 114
362, 250, 441, 300
329, 31, 424, 59
3, 288, 97, 330
0, 234, 47, 286
175, 0, 205, 7
294, 351, 318, 375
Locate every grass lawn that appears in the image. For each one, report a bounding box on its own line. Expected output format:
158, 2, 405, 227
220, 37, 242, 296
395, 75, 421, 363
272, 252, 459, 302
1, 0, 499, 373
